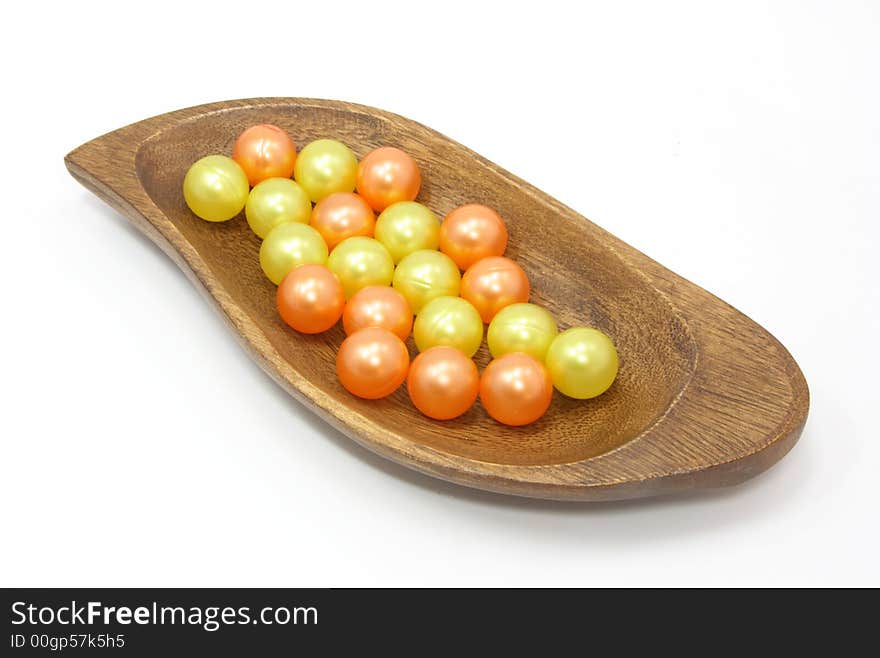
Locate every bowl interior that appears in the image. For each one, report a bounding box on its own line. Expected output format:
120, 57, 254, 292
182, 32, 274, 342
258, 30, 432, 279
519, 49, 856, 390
135, 103, 695, 466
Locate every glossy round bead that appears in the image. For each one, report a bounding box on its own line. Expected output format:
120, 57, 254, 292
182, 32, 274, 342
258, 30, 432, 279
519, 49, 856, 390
259, 222, 328, 285
479, 353, 553, 426
407, 346, 479, 420
392, 250, 461, 314
276, 264, 345, 334
183, 155, 249, 222
336, 327, 410, 399
309, 192, 375, 250
245, 178, 312, 238
460, 256, 530, 323
487, 303, 558, 361
343, 285, 413, 341
413, 296, 483, 357
356, 146, 421, 211
232, 124, 297, 186
326, 237, 394, 299
545, 327, 619, 399
374, 201, 440, 264
294, 139, 358, 203
439, 204, 508, 270
413, 297, 483, 357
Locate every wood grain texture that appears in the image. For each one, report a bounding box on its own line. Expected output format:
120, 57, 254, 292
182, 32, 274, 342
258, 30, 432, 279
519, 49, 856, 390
64, 98, 809, 501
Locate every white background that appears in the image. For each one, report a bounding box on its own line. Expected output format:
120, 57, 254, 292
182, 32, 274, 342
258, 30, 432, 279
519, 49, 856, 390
1, 1, 877, 587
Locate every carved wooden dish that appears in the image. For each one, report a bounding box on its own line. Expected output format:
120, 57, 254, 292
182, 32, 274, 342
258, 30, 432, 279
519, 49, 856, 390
65, 98, 809, 501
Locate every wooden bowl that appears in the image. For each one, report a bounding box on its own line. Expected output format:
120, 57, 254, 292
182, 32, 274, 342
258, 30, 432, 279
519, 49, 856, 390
65, 98, 809, 501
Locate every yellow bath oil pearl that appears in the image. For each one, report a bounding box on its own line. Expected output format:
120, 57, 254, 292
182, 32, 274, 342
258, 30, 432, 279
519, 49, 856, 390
327, 237, 395, 299
545, 327, 619, 399
375, 201, 440, 263
413, 296, 483, 357
245, 178, 312, 238
392, 250, 461, 314
487, 303, 558, 361
183, 155, 249, 222
294, 139, 358, 203
259, 222, 328, 285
